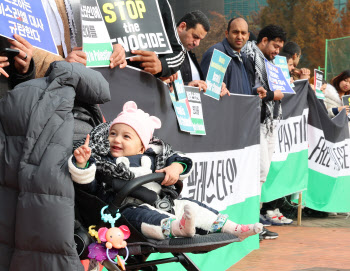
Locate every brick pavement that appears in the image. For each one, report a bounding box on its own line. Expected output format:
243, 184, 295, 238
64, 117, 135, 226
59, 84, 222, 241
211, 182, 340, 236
228, 215, 350, 271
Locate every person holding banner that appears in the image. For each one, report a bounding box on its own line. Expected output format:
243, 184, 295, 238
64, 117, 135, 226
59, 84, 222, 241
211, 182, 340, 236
176, 11, 229, 96
0, 35, 35, 98
324, 70, 350, 128
70, 101, 263, 241
33, 0, 127, 78
242, 24, 287, 240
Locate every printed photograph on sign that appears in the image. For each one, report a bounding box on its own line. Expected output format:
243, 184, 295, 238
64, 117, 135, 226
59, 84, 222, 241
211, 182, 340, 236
0, 0, 58, 54
97, 0, 172, 58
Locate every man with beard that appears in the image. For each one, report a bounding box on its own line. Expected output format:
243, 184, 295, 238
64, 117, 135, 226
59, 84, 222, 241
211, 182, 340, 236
242, 24, 287, 240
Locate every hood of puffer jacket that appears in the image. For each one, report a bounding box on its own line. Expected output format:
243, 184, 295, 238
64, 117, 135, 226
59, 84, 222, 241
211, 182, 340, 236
325, 83, 342, 106
0, 61, 110, 271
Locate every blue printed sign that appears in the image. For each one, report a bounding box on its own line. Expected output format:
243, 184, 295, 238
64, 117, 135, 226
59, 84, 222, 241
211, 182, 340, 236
205, 49, 231, 100
172, 100, 195, 133
265, 59, 295, 94
0, 0, 57, 54
274, 55, 294, 87
173, 71, 187, 101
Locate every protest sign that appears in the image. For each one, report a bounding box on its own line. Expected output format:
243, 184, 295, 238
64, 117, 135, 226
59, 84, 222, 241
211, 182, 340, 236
205, 49, 231, 100
314, 69, 325, 100
173, 71, 187, 101
97, 0, 172, 58
185, 86, 206, 135
265, 59, 295, 94
274, 55, 294, 87
0, 0, 57, 54
172, 100, 195, 133
97, 66, 261, 270
81, 0, 113, 67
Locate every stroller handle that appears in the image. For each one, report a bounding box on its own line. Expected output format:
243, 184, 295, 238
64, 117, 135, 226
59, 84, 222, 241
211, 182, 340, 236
108, 172, 165, 215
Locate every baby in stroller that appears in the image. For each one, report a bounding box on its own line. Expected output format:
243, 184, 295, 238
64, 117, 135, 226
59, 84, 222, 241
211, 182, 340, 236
69, 101, 262, 240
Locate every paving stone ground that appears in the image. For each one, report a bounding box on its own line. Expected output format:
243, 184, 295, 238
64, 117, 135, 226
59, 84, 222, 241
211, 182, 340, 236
228, 214, 350, 271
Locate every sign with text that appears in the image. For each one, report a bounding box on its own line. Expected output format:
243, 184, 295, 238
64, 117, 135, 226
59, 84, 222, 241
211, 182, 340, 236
0, 0, 57, 54
265, 59, 295, 94
205, 49, 231, 100
275, 55, 294, 87
97, 0, 172, 58
172, 100, 195, 133
314, 69, 325, 100
81, 0, 113, 67
185, 86, 206, 135
173, 71, 187, 101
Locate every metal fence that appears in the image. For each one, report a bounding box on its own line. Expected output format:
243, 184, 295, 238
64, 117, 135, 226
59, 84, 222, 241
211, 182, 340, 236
325, 36, 350, 81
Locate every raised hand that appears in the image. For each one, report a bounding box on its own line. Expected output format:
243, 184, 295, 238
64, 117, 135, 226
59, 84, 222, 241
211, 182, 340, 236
74, 135, 91, 168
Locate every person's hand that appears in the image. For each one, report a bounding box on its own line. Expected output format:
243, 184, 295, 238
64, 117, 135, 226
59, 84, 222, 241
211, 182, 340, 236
188, 80, 207, 92
8, 34, 33, 74
273, 89, 284, 100
155, 163, 184, 186
160, 73, 178, 84
110, 44, 127, 69
257, 86, 267, 99
74, 135, 91, 168
220, 82, 230, 97
0, 56, 10, 77
130, 50, 162, 75
338, 105, 350, 114
299, 68, 311, 80
65, 47, 87, 66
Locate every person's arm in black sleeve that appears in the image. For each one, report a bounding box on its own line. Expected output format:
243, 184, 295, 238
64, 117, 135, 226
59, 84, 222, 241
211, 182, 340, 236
165, 153, 193, 180
200, 47, 214, 80
155, 0, 186, 78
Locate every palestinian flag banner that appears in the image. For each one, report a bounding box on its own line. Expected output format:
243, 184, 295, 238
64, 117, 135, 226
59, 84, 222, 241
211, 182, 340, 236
261, 80, 309, 202
304, 86, 350, 212
96, 66, 261, 271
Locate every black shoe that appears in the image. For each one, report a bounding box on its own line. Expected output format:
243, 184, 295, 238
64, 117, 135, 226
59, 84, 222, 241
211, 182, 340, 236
261, 227, 278, 240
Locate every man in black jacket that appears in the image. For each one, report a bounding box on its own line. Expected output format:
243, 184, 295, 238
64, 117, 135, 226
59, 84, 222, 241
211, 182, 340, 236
177, 11, 229, 96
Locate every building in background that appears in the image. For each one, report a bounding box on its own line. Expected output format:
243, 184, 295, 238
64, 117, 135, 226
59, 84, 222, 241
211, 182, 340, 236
168, 0, 224, 22
224, 0, 267, 18
333, 0, 347, 11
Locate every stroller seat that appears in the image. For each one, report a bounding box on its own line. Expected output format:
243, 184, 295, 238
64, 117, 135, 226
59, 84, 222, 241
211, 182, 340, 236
74, 173, 240, 271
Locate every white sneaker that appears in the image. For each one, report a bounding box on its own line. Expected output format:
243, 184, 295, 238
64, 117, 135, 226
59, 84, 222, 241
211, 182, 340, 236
265, 210, 284, 225
273, 208, 293, 225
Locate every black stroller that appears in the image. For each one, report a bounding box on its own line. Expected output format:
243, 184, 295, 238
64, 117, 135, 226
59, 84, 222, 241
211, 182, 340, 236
74, 173, 241, 271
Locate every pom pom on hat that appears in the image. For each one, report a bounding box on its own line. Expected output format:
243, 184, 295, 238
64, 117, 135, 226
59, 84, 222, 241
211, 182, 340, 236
110, 101, 161, 149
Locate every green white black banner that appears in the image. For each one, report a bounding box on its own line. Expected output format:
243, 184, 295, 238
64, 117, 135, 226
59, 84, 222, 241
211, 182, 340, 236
305, 85, 350, 212
96, 66, 261, 270
262, 80, 309, 202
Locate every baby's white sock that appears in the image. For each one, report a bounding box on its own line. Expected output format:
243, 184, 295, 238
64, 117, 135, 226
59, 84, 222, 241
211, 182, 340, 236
171, 204, 196, 238
222, 220, 263, 241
